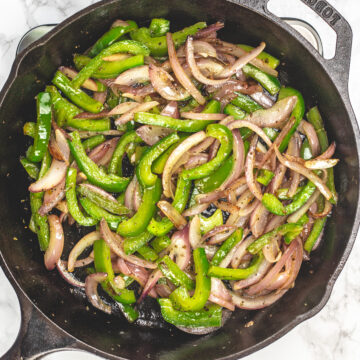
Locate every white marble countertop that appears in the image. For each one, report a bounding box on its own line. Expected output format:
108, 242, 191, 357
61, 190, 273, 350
0, 0, 360, 359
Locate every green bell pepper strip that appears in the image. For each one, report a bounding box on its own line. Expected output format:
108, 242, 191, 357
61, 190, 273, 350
72, 40, 149, 89
307, 106, 337, 203
284, 181, 317, 215
199, 209, 223, 234
130, 22, 206, 57
52, 71, 104, 114
278, 87, 305, 152
242, 64, 281, 96
134, 112, 215, 132
181, 98, 199, 113
108, 131, 142, 176
74, 54, 145, 79
20, 157, 40, 179
79, 197, 126, 231
195, 156, 233, 193
263, 127, 278, 141
94, 239, 138, 314
170, 247, 211, 311
123, 231, 154, 255
231, 92, 262, 113
23, 122, 36, 137
304, 217, 326, 252
88, 22, 138, 57
208, 254, 263, 280
149, 18, 170, 37
137, 245, 158, 261
181, 124, 233, 181
158, 255, 195, 290
69, 131, 129, 192
211, 229, 243, 266
117, 178, 162, 237
26, 92, 52, 162
257, 169, 275, 186
66, 168, 98, 226
262, 193, 286, 215
276, 186, 303, 200
68, 118, 111, 131
147, 175, 191, 236
76, 184, 130, 215
300, 138, 313, 160
247, 223, 303, 254
224, 103, 246, 120
82, 135, 106, 151
238, 44, 280, 69
158, 298, 222, 328
202, 99, 221, 114
137, 133, 180, 187
151, 235, 171, 253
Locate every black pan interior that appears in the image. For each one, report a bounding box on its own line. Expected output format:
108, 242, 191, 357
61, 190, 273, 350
0, 0, 358, 359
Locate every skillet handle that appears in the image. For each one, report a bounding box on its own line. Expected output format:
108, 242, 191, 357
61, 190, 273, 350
241, 0, 352, 90
1, 287, 79, 360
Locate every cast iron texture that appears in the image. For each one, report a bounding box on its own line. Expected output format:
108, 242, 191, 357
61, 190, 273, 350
0, 0, 359, 359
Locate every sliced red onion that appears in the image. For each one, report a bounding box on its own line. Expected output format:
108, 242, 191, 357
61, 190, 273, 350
49, 130, 70, 164
305, 158, 339, 170
229, 236, 256, 269
114, 65, 150, 85
163, 131, 206, 198
136, 125, 173, 146
219, 42, 266, 78
274, 146, 333, 200
178, 40, 218, 59
139, 269, 162, 303
301, 120, 320, 157
100, 219, 157, 269
133, 179, 142, 212
111, 19, 129, 28
148, 64, 190, 101
250, 92, 274, 109
309, 199, 332, 218
155, 283, 172, 298
56, 260, 85, 288
202, 225, 236, 242
194, 22, 224, 39
59, 66, 99, 92
228, 120, 272, 147
262, 237, 282, 263
160, 101, 180, 118
214, 200, 240, 214
157, 201, 187, 229
39, 179, 66, 216
245, 135, 263, 201
181, 112, 226, 120
196, 58, 225, 77
93, 91, 107, 104
44, 215, 64, 271
184, 153, 209, 169
188, 215, 202, 249
250, 203, 269, 237
169, 225, 191, 270
231, 289, 287, 310
67, 231, 101, 272
114, 101, 159, 125
29, 159, 67, 193
107, 102, 140, 116
78, 183, 117, 203
85, 273, 111, 314
183, 203, 209, 217
280, 240, 303, 290
315, 141, 336, 160
166, 33, 206, 105
287, 133, 301, 197
186, 36, 229, 86
211, 79, 261, 101
124, 176, 137, 211
209, 278, 235, 311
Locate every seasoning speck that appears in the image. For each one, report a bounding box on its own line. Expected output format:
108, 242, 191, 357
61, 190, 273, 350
245, 320, 254, 328
13, 237, 18, 241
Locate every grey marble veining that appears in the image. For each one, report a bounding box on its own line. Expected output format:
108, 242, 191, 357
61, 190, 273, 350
0, 0, 360, 359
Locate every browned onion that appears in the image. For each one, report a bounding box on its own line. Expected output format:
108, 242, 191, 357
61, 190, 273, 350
114, 101, 159, 125
274, 146, 333, 200
184, 153, 209, 169
305, 158, 339, 170
170, 225, 191, 270
139, 269, 162, 303
48, 129, 70, 164
301, 120, 320, 157
219, 42, 266, 78
309, 199, 333, 218
136, 125, 173, 146
196, 58, 225, 77
245, 135, 263, 200
93, 91, 107, 104
163, 131, 206, 198
44, 215, 64, 271
67, 231, 101, 272
100, 219, 157, 269
85, 273, 111, 314
124, 176, 137, 211
157, 200, 187, 229
114, 65, 150, 85
56, 260, 85, 288
250, 203, 269, 237
148, 64, 190, 101
189, 215, 202, 249
209, 278, 235, 311
214, 200, 239, 213
39, 179, 66, 216
183, 203, 209, 217
166, 33, 206, 105
59, 66, 99, 92
250, 92, 274, 109
202, 225, 236, 242
160, 101, 180, 118
108, 102, 140, 116
194, 22, 224, 39
315, 141, 336, 160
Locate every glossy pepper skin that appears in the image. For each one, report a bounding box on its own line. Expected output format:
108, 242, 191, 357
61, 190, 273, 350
158, 298, 222, 328
134, 112, 215, 132
304, 216, 326, 252
137, 245, 158, 261
117, 178, 162, 237
211, 229, 243, 266
81, 135, 106, 151
208, 253, 263, 280
130, 22, 206, 57
123, 231, 154, 255
66, 168, 97, 227
74, 54, 145, 79
20, 157, 40, 179
149, 18, 170, 37
88, 22, 138, 57
170, 247, 211, 311
69, 131, 129, 192
108, 131, 142, 176
278, 87, 305, 152
52, 71, 104, 114
71, 40, 150, 89
181, 124, 233, 181
199, 209, 223, 234
137, 132, 180, 187
147, 175, 191, 236
26, 92, 52, 163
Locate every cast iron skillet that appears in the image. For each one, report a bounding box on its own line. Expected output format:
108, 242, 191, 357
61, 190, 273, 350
0, 0, 359, 359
